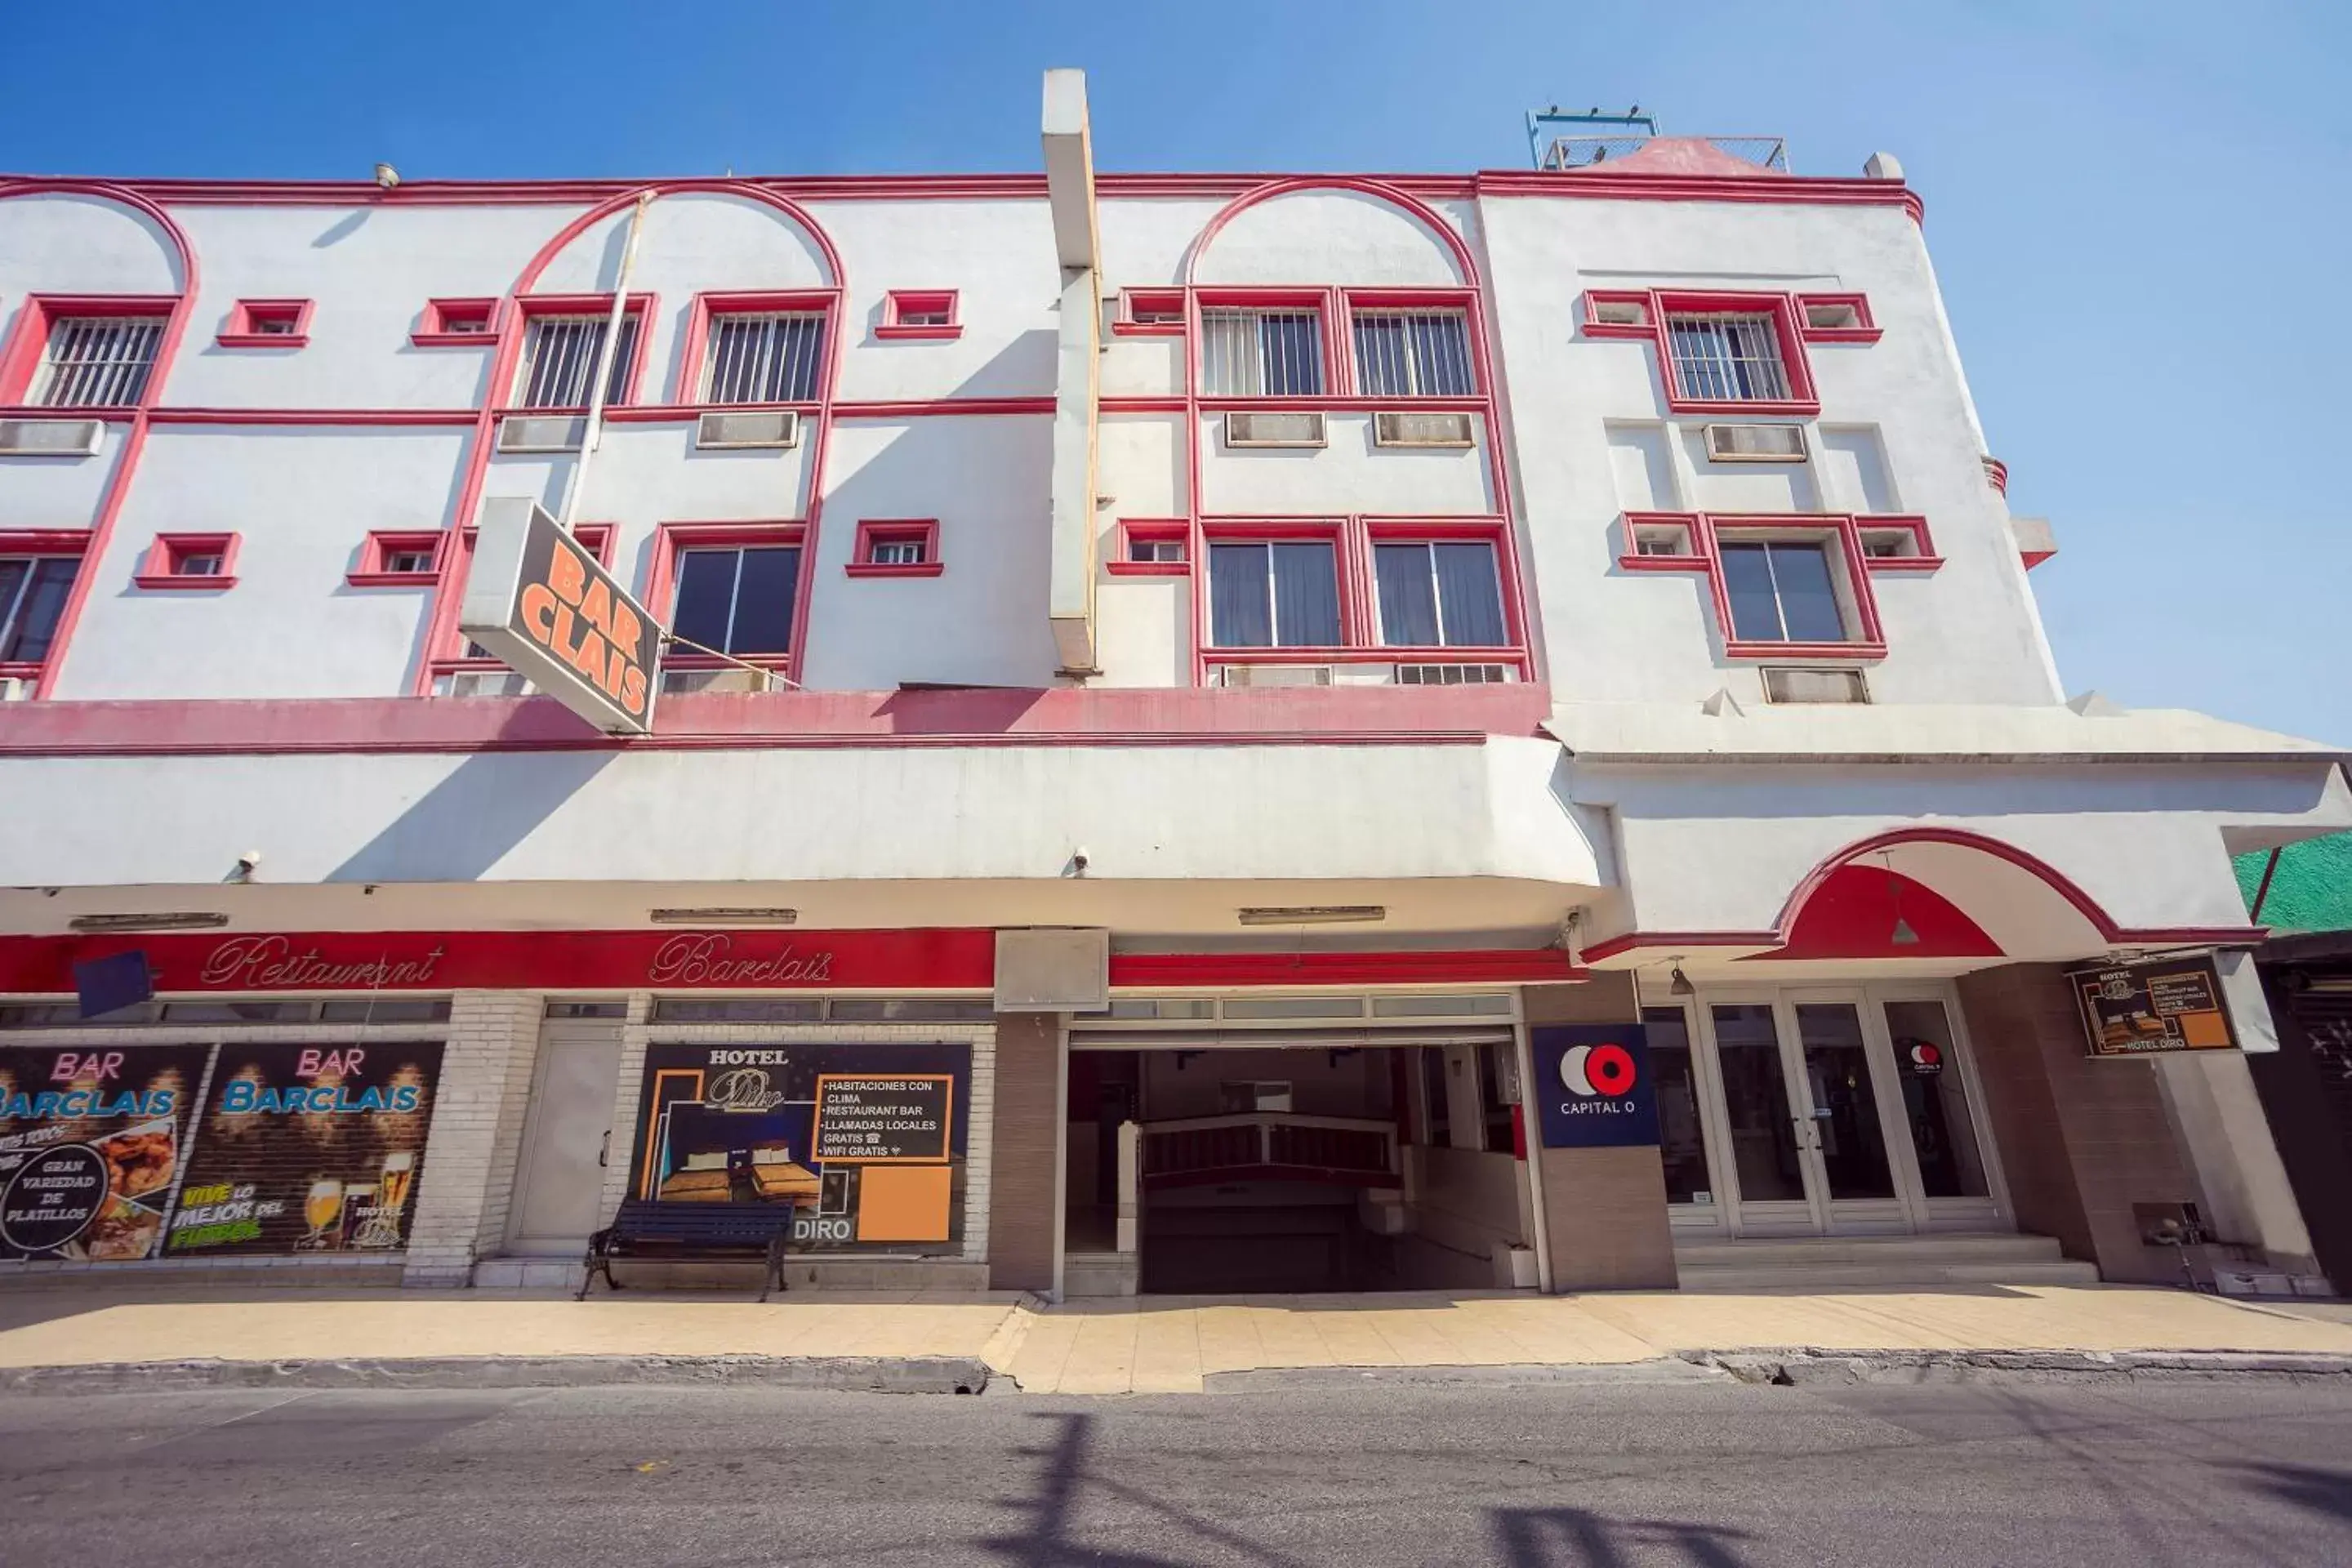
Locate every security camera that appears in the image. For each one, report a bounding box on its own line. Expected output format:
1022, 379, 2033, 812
373, 163, 400, 189
1070, 847, 1090, 874
228, 851, 262, 884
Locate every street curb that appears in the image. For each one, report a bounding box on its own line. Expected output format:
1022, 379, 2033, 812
1202, 1359, 1730, 1392
0, 1353, 995, 1396
1679, 1348, 2352, 1385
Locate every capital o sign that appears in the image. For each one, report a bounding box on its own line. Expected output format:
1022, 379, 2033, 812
1530, 1025, 1659, 1150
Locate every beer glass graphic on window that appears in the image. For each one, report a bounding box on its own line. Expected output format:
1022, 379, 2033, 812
303, 1180, 345, 1249
378, 1152, 415, 1217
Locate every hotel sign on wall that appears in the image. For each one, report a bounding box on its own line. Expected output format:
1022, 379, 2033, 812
459, 497, 662, 735
2069, 955, 2239, 1057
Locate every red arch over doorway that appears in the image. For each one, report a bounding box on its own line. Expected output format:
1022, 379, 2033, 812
1584, 825, 2267, 963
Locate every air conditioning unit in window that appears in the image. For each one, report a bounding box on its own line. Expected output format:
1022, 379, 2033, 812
1224, 411, 1325, 448
1704, 423, 1807, 462
1374, 412, 1476, 448
0, 419, 104, 457
1212, 663, 1333, 688
497, 416, 587, 453
1763, 667, 1869, 705
434, 670, 532, 698
696, 410, 800, 449
661, 666, 776, 695
1396, 662, 1512, 686
0, 677, 32, 702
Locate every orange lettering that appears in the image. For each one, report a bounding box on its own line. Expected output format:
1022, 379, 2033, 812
568, 626, 609, 683
519, 583, 559, 646
604, 643, 634, 700
550, 603, 578, 662
579, 577, 612, 635
548, 540, 586, 607
619, 665, 648, 715
610, 599, 642, 655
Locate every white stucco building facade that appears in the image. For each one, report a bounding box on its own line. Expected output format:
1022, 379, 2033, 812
0, 79, 2340, 1300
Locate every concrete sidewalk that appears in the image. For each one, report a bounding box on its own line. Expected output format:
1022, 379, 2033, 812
1, 1281, 2347, 1395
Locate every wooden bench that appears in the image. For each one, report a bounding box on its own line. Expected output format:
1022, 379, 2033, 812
578, 1199, 797, 1301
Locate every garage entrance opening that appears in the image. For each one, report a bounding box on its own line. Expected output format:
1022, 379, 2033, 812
1066, 997, 1538, 1298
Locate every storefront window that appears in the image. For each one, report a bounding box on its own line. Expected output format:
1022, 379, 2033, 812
1642, 1006, 1712, 1204
1710, 1004, 1804, 1201
1418, 1045, 1450, 1147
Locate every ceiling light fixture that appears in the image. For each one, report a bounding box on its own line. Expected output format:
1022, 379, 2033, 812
1236, 905, 1388, 926
1668, 958, 1695, 997
648, 907, 798, 925
1882, 853, 1919, 947
68, 911, 230, 933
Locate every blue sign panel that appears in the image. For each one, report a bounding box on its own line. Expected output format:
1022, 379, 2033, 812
1529, 1024, 1659, 1149
73, 950, 153, 1020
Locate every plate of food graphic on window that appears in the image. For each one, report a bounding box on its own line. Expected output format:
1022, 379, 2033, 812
0, 1045, 210, 1263
166, 1041, 444, 1258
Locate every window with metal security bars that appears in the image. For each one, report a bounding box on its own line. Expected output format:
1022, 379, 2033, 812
33, 318, 163, 408
1200, 308, 1325, 397
1352, 310, 1475, 397
1666, 314, 1790, 403
670, 545, 800, 657
1372, 541, 1508, 648
1720, 541, 1846, 643
514, 314, 640, 409
702, 312, 825, 404
0, 557, 79, 664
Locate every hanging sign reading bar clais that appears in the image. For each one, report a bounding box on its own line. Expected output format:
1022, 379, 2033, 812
459, 498, 663, 735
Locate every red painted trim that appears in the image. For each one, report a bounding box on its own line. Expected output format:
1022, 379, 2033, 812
146, 407, 479, 426
1795, 292, 1881, 345
2020, 548, 2056, 572
1180, 180, 1526, 688
1101, 395, 1188, 414
56, 169, 1919, 224
0, 185, 202, 703
1113, 288, 1186, 336
1580, 290, 1655, 340
0, 293, 179, 404
846, 518, 943, 577
834, 396, 1053, 418
1108, 519, 1190, 576
1585, 826, 2270, 963
674, 288, 837, 407
0, 926, 997, 996
0, 683, 1552, 756
1638, 291, 1821, 416
647, 519, 807, 670
876, 289, 960, 340
1855, 514, 1942, 572
502, 292, 656, 410
410, 297, 499, 347
1981, 456, 2009, 495
1625, 511, 1890, 662
0, 529, 95, 556
1757, 864, 2001, 960
348, 530, 446, 588
132, 531, 239, 590
406, 181, 848, 700
214, 298, 312, 349
1108, 949, 1579, 987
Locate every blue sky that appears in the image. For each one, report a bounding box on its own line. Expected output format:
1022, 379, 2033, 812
3, 1, 2343, 740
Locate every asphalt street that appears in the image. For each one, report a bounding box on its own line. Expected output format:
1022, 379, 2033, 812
2, 1374, 2348, 1566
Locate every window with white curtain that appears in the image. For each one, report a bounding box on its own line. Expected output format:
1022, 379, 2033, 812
1200, 308, 1325, 396
514, 312, 642, 408
1665, 313, 1790, 402
702, 311, 826, 403
1208, 541, 1340, 648
1352, 309, 1475, 397
33, 317, 163, 408
1373, 541, 1507, 647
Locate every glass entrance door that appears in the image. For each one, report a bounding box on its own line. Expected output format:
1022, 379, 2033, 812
1697, 991, 1913, 1235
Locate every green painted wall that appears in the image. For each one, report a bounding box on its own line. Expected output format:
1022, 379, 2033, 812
2236, 831, 2352, 933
